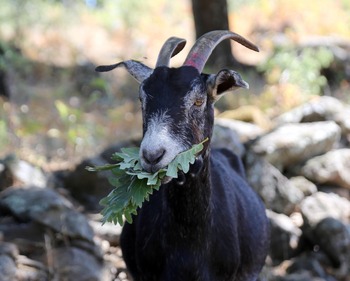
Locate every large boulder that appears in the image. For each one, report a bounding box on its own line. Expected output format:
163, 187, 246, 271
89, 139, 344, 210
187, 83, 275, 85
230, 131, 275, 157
245, 152, 304, 215
0, 187, 94, 242
63, 139, 140, 211
212, 123, 245, 157
52, 246, 111, 281
289, 176, 317, 196
299, 192, 350, 278
274, 96, 350, 137
301, 148, 350, 189
300, 192, 350, 228
215, 118, 264, 143
218, 105, 272, 130
0, 242, 17, 281
312, 218, 350, 269
0, 155, 47, 190
267, 210, 302, 262
251, 121, 341, 171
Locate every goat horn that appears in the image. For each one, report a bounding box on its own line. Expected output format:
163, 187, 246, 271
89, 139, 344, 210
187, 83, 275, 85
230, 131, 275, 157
183, 30, 259, 73
156, 37, 186, 67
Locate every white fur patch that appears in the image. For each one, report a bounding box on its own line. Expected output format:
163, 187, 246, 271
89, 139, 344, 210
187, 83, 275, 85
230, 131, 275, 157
140, 111, 185, 171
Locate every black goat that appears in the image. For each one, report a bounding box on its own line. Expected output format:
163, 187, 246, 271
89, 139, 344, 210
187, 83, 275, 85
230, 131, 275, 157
96, 30, 269, 281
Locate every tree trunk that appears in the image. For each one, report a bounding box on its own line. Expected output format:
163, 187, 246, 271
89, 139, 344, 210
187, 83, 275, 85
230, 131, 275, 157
191, 0, 237, 70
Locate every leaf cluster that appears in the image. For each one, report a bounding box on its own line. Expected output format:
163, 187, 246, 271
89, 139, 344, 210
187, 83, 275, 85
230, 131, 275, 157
86, 138, 207, 226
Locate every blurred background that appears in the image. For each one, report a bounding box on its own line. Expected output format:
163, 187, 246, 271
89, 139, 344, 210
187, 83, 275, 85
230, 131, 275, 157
1, 0, 349, 170
1, 1, 350, 281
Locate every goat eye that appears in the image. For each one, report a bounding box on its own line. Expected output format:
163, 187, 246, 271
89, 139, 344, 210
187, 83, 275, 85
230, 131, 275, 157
194, 99, 204, 107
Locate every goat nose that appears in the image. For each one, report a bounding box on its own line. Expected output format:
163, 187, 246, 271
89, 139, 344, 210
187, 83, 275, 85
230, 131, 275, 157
143, 148, 166, 166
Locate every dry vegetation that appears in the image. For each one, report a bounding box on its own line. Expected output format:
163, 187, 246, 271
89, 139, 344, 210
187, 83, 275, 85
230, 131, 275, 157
0, 0, 349, 169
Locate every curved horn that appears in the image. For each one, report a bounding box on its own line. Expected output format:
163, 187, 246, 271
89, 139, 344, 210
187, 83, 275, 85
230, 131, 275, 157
183, 30, 259, 73
156, 37, 186, 67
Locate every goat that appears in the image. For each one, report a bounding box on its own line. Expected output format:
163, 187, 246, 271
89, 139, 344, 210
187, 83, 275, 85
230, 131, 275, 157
96, 30, 269, 281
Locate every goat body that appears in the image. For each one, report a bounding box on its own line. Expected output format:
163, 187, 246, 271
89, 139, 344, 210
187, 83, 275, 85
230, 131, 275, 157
121, 148, 269, 281
96, 30, 270, 281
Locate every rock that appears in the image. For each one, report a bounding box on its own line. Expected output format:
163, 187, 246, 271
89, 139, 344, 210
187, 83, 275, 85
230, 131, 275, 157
0, 242, 18, 281
0, 163, 14, 190
0, 242, 19, 258
245, 152, 304, 215
90, 218, 122, 246
0, 154, 47, 190
266, 250, 340, 280
212, 123, 245, 157
52, 246, 111, 281
285, 253, 337, 281
275, 96, 345, 124
0, 217, 47, 255
312, 218, 350, 269
318, 185, 350, 200
275, 96, 350, 143
0, 187, 94, 242
63, 156, 113, 211
299, 192, 350, 277
267, 210, 302, 261
16, 255, 48, 281
251, 121, 341, 171
289, 176, 318, 196
218, 105, 273, 130
301, 149, 350, 189
0, 254, 16, 281
215, 118, 264, 142
300, 192, 350, 228
63, 139, 140, 211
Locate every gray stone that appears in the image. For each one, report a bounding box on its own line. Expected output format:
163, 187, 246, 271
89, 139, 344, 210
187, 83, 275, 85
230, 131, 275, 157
215, 118, 264, 143
285, 253, 337, 281
0, 154, 47, 189
251, 121, 341, 171
0, 254, 16, 281
16, 255, 49, 281
0, 242, 18, 258
90, 219, 122, 246
63, 139, 140, 211
274, 96, 350, 145
300, 192, 350, 227
312, 218, 350, 270
52, 247, 111, 281
299, 191, 350, 277
63, 156, 113, 211
301, 149, 350, 189
212, 123, 245, 157
0, 242, 18, 281
267, 210, 302, 261
245, 152, 304, 215
289, 176, 318, 196
0, 187, 94, 242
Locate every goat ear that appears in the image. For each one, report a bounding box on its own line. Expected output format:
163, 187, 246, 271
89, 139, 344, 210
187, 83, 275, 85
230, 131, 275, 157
95, 60, 153, 83
208, 69, 249, 100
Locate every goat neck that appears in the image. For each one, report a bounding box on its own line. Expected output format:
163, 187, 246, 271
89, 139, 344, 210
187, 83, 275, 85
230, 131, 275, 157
164, 147, 212, 227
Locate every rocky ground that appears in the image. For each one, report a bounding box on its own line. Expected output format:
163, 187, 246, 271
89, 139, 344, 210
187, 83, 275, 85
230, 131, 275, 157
1, 96, 350, 281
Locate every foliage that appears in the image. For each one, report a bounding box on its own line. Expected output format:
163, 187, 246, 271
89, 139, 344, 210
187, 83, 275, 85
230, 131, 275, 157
0, 0, 349, 164
259, 46, 334, 96
86, 138, 208, 226
0, 119, 8, 148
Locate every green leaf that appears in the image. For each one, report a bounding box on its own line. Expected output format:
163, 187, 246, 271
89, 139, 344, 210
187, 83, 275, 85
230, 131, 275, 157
89, 138, 208, 226
166, 138, 208, 176
85, 163, 120, 172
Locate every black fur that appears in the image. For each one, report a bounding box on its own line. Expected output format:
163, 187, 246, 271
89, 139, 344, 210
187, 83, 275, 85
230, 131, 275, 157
120, 65, 269, 281
121, 149, 269, 281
